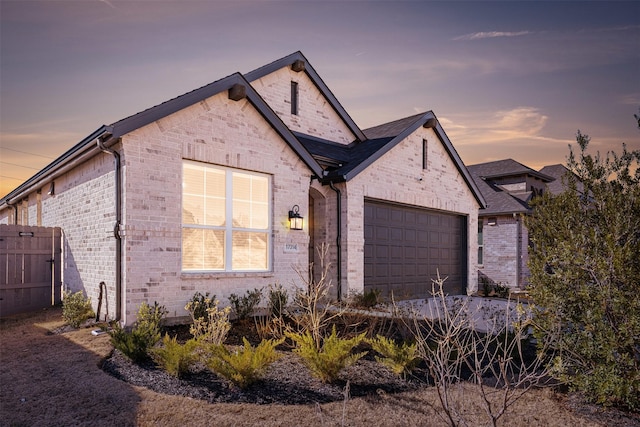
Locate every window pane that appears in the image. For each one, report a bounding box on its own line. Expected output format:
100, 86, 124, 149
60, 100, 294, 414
183, 163, 204, 194
204, 168, 225, 226
232, 231, 268, 270
232, 172, 269, 229
182, 161, 271, 273
184, 163, 225, 226
182, 228, 225, 270
183, 194, 204, 225
204, 198, 225, 226
183, 165, 205, 224
205, 168, 225, 198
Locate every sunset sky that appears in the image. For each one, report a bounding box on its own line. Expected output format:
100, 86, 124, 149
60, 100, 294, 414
1, 0, 639, 197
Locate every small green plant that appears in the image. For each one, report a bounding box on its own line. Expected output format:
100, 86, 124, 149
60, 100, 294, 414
267, 284, 288, 319
110, 301, 166, 363
185, 291, 216, 322
368, 335, 420, 378
480, 276, 492, 297
494, 283, 510, 298
350, 289, 381, 309
186, 297, 231, 345
206, 337, 284, 389
229, 288, 262, 320
151, 334, 199, 378
62, 290, 94, 328
287, 326, 367, 383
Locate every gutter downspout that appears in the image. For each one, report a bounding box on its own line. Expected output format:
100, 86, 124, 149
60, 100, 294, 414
97, 138, 122, 322
328, 181, 342, 301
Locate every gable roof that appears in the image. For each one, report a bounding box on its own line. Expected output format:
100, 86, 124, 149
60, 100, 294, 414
470, 159, 554, 182
0, 72, 325, 207
468, 159, 554, 215
1, 52, 486, 211
363, 113, 426, 139
244, 51, 367, 142
297, 111, 486, 208
539, 164, 584, 195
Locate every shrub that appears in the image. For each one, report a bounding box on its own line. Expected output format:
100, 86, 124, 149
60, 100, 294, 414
185, 292, 216, 323
290, 243, 348, 350
186, 297, 231, 345
350, 289, 381, 309
267, 284, 288, 319
368, 335, 420, 378
229, 288, 262, 320
493, 283, 510, 299
406, 272, 552, 427
136, 301, 167, 338
479, 275, 492, 297
62, 290, 94, 328
527, 134, 640, 410
151, 334, 199, 378
287, 326, 367, 383
206, 337, 284, 389
110, 301, 166, 363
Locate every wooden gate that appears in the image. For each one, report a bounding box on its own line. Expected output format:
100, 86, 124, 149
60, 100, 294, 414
0, 225, 62, 317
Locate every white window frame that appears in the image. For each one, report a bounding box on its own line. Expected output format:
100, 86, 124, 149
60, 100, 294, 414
182, 160, 272, 273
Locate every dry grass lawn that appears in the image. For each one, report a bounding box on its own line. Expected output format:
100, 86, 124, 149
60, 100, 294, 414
0, 307, 634, 427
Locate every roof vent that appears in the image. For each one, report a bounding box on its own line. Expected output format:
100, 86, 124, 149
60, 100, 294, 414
291, 60, 305, 73
228, 84, 246, 101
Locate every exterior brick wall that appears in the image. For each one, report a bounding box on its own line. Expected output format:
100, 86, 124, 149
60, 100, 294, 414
478, 214, 530, 288
251, 67, 357, 144
346, 126, 481, 294
0, 60, 484, 324
119, 90, 313, 324
1, 153, 120, 316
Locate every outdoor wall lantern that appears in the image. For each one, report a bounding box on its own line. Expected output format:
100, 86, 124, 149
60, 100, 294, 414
288, 205, 304, 230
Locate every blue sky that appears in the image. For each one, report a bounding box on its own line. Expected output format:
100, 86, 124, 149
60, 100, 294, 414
1, 0, 639, 197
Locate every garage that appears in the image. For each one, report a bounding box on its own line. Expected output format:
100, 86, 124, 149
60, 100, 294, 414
364, 200, 467, 299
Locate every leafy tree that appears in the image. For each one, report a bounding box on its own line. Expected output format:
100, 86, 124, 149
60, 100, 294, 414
527, 132, 640, 410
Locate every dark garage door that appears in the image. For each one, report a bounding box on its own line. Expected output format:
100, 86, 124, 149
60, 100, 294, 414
364, 200, 466, 299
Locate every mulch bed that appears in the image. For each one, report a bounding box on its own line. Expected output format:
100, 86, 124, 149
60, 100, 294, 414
102, 320, 428, 405
102, 347, 425, 405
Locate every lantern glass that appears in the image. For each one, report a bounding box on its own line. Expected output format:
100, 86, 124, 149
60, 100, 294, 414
288, 205, 304, 230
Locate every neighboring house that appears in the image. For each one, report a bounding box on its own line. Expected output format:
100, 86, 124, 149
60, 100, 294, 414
0, 52, 485, 325
539, 164, 585, 196
468, 159, 555, 290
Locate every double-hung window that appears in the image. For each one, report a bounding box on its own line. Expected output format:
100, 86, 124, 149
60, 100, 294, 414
182, 160, 271, 272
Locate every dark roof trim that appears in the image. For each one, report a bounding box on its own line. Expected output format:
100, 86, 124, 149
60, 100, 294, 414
1, 72, 325, 208
479, 209, 530, 217
110, 73, 240, 138
481, 170, 554, 182
341, 112, 486, 208
474, 159, 555, 182
430, 118, 487, 208
111, 72, 323, 177
244, 51, 367, 142
1, 126, 112, 207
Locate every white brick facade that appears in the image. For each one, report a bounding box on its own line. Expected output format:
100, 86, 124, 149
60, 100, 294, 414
348, 127, 480, 295
0, 53, 483, 324
251, 67, 357, 144
119, 92, 313, 324
478, 214, 529, 289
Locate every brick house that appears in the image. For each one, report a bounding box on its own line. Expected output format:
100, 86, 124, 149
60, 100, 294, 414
467, 159, 557, 290
0, 52, 485, 324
